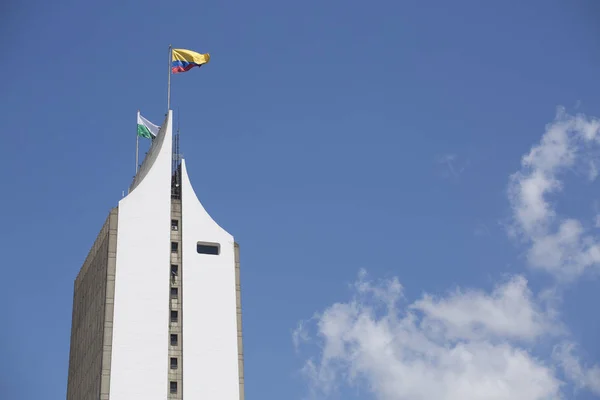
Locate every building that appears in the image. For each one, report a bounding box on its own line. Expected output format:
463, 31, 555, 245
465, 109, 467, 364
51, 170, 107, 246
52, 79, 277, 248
65, 110, 244, 399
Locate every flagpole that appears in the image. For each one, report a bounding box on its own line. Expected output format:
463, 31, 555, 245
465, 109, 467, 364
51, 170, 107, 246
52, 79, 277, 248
167, 44, 172, 111
136, 135, 139, 173
136, 110, 140, 174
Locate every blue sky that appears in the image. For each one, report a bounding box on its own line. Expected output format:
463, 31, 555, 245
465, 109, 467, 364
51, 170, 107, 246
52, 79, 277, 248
2, 1, 600, 399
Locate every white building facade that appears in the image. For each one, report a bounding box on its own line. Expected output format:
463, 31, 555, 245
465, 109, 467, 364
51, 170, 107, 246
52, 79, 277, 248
66, 111, 244, 400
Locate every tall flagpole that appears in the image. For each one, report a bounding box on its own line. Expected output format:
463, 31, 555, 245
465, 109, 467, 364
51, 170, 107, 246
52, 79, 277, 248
167, 44, 172, 111
135, 110, 140, 174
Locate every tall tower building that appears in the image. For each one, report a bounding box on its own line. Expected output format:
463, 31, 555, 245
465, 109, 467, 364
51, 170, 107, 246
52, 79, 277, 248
66, 111, 244, 399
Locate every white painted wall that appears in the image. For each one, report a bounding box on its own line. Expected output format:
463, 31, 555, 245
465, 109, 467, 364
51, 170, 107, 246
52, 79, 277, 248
181, 159, 240, 399
110, 111, 173, 399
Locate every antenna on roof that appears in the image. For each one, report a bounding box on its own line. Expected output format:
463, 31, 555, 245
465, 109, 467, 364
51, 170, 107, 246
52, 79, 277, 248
172, 107, 182, 199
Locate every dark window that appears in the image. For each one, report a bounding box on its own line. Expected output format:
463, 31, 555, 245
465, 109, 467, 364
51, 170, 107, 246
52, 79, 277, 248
170, 287, 178, 299
170, 310, 178, 323
197, 242, 220, 255
170, 265, 178, 283
170, 334, 178, 346
170, 357, 178, 369
171, 219, 179, 231
170, 381, 177, 394
171, 242, 178, 252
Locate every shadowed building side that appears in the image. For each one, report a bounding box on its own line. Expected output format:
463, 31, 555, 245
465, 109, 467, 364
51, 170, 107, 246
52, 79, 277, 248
66, 208, 117, 400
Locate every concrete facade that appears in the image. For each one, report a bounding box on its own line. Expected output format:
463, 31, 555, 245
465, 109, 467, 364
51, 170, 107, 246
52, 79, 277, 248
66, 208, 117, 400
66, 110, 245, 399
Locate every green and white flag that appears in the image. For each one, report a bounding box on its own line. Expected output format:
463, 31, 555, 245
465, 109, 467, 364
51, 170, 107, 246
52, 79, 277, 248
137, 111, 160, 139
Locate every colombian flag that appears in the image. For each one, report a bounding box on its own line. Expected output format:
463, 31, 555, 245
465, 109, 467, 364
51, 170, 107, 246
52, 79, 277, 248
171, 49, 211, 74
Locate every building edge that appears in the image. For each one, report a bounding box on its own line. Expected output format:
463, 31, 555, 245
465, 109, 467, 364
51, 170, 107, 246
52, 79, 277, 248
235, 242, 245, 400
100, 208, 118, 399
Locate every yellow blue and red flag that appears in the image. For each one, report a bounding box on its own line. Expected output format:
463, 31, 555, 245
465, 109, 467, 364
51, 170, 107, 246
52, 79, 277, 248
171, 48, 210, 74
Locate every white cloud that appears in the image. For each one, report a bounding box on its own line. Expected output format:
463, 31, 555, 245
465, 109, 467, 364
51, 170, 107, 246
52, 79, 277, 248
295, 107, 600, 399
508, 107, 600, 281
526, 219, 600, 279
411, 275, 556, 341
553, 342, 600, 395
293, 320, 310, 352
296, 271, 563, 400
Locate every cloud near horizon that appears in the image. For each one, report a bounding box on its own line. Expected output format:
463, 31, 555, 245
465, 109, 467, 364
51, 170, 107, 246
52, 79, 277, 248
294, 108, 600, 399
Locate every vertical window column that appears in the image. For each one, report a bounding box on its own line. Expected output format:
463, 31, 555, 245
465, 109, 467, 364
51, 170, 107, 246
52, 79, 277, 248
168, 199, 183, 399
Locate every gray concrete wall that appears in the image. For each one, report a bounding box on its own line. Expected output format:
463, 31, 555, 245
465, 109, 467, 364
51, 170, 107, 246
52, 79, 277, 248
235, 242, 245, 400
66, 208, 117, 400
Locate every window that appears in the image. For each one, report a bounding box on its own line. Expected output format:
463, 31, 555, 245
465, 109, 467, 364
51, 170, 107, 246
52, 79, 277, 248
170, 310, 178, 323
171, 219, 179, 231
170, 287, 178, 299
170, 265, 178, 283
170, 334, 178, 346
170, 381, 177, 394
171, 242, 178, 253
197, 241, 220, 255
170, 357, 178, 369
